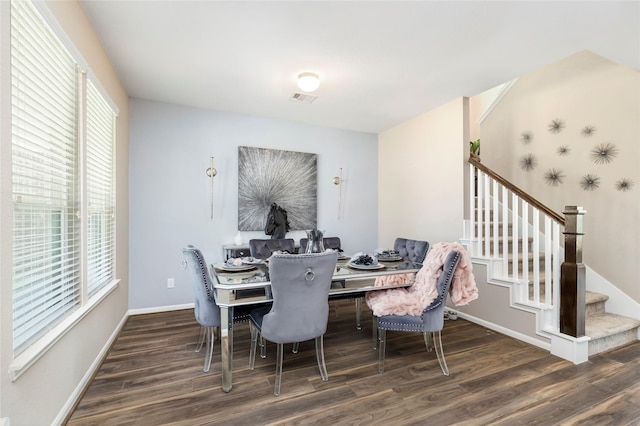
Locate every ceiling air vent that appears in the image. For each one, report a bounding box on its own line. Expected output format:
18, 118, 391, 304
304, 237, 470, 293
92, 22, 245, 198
289, 92, 317, 104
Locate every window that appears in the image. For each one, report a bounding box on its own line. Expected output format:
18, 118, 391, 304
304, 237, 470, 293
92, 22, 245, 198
11, 0, 117, 356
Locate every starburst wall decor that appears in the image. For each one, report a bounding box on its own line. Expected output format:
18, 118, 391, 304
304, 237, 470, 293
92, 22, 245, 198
521, 131, 533, 144
580, 174, 600, 191
519, 154, 537, 171
616, 178, 633, 192
590, 143, 618, 165
557, 145, 570, 156
548, 119, 565, 134
581, 125, 596, 137
544, 168, 565, 186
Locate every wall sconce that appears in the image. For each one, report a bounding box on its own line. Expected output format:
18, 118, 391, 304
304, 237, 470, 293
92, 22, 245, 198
333, 168, 342, 219
206, 156, 217, 220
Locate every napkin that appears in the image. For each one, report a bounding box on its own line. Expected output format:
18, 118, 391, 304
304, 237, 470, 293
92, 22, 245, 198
349, 252, 378, 265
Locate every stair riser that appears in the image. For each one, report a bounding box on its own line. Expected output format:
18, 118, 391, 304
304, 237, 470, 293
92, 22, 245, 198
586, 300, 606, 316
588, 328, 639, 356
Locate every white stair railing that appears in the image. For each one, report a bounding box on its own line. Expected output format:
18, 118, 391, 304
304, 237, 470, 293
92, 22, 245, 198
468, 159, 564, 332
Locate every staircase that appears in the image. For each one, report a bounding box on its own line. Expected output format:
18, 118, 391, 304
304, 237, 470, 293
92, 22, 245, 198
585, 292, 640, 356
467, 157, 639, 360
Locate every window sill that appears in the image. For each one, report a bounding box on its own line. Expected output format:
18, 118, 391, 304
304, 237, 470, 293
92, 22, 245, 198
8, 279, 120, 382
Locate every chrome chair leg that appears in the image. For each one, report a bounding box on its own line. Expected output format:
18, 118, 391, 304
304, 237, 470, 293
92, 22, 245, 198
315, 335, 329, 381
377, 329, 387, 373
274, 343, 284, 396
195, 325, 205, 353
355, 298, 362, 330
433, 331, 449, 376
292, 342, 299, 353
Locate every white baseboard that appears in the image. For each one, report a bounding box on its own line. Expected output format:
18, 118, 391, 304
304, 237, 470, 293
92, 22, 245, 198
128, 303, 194, 316
450, 309, 551, 352
52, 312, 129, 426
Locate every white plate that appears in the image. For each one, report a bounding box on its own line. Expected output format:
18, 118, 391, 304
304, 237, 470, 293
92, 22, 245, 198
347, 262, 385, 270
215, 264, 257, 272
377, 255, 403, 262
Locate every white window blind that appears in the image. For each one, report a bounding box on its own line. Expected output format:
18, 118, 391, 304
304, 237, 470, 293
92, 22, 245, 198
10, 0, 118, 357
11, 0, 81, 354
86, 80, 115, 296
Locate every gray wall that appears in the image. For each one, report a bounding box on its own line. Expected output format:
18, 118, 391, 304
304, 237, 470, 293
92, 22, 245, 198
129, 99, 379, 310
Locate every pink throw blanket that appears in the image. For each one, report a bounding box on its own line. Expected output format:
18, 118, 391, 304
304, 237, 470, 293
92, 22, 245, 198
366, 242, 478, 316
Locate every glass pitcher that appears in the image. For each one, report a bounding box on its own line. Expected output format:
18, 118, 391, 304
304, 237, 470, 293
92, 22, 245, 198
305, 228, 325, 253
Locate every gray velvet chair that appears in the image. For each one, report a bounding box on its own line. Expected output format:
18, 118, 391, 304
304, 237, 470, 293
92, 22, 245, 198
299, 236, 342, 253
181, 245, 221, 373
249, 238, 295, 259
182, 245, 263, 372
375, 250, 461, 375
393, 237, 430, 264
248, 251, 338, 396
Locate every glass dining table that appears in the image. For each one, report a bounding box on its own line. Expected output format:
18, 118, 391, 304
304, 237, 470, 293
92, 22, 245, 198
211, 256, 421, 392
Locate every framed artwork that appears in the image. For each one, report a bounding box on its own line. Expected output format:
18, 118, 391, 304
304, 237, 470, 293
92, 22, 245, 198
238, 146, 317, 231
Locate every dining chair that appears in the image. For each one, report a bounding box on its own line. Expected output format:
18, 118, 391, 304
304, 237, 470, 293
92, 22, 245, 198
299, 236, 342, 253
181, 245, 221, 373
393, 237, 430, 264
375, 250, 461, 375
249, 238, 296, 259
248, 251, 338, 396
182, 245, 262, 372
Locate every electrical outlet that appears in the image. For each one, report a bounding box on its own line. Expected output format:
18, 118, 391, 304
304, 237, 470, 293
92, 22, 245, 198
167, 278, 175, 289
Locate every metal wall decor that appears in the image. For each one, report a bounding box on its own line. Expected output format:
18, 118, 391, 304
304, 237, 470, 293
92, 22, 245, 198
580, 174, 600, 191
590, 142, 618, 165
615, 178, 633, 192
544, 168, 565, 186
519, 154, 537, 171
237, 146, 317, 231
557, 145, 570, 156
581, 125, 596, 137
548, 119, 565, 134
521, 131, 533, 144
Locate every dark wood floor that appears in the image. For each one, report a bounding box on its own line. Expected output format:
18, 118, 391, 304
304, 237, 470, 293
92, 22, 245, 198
66, 301, 640, 426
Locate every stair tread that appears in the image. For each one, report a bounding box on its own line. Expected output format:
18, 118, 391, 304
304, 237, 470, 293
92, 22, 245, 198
586, 313, 640, 339
585, 291, 609, 304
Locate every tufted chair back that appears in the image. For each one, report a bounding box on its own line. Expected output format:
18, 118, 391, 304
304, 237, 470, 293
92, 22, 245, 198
259, 252, 338, 343
299, 236, 341, 253
182, 245, 220, 328
420, 250, 461, 332
393, 237, 430, 264
249, 238, 295, 259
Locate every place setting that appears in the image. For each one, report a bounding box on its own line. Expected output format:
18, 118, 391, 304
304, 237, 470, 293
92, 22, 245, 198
347, 253, 386, 270
374, 248, 403, 262
214, 256, 263, 272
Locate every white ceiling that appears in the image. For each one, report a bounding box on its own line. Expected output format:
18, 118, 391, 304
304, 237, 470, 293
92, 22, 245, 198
79, 1, 640, 134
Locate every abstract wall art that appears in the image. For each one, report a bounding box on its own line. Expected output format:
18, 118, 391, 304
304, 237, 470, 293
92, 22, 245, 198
238, 146, 317, 231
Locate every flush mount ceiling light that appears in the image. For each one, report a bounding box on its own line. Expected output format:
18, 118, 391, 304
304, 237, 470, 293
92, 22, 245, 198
297, 72, 320, 92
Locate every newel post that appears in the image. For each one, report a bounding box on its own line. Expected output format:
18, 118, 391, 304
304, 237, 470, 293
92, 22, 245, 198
560, 206, 587, 337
